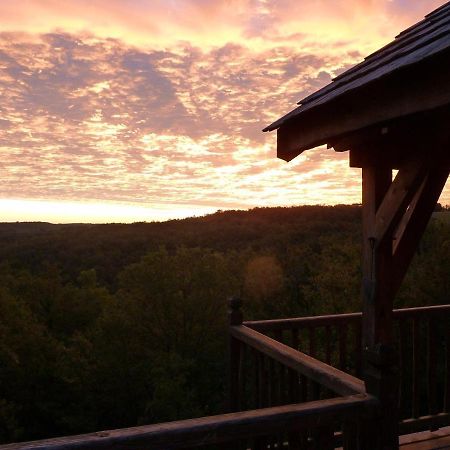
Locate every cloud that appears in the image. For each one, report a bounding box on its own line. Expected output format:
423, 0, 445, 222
1, 1, 446, 51
0, 30, 381, 211
0, 1, 448, 221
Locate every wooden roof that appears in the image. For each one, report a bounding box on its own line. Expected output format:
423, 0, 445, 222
265, 1, 450, 162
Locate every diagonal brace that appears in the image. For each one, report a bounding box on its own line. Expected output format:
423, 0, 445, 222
373, 157, 428, 246
392, 166, 449, 296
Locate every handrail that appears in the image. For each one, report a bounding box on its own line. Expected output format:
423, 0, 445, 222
230, 325, 365, 396
1, 395, 377, 450
392, 304, 450, 318
244, 311, 361, 331
244, 305, 450, 331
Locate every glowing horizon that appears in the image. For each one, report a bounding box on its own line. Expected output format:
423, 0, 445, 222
0, 0, 448, 223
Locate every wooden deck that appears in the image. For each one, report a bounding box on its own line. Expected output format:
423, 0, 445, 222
399, 426, 450, 449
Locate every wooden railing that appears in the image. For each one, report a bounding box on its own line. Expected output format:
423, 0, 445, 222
244, 304, 450, 435
395, 306, 450, 434
2, 303, 447, 449
227, 297, 377, 449
228, 324, 371, 447
0, 395, 376, 450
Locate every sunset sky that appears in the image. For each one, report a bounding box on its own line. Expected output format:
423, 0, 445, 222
1, 0, 448, 223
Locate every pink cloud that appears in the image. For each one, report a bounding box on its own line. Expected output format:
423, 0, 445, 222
1, 1, 447, 51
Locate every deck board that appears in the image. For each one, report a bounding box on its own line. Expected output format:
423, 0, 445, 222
399, 426, 450, 449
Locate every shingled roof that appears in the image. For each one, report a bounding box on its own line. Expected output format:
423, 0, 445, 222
265, 1, 450, 162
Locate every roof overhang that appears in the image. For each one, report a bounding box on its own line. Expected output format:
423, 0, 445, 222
270, 49, 450, 162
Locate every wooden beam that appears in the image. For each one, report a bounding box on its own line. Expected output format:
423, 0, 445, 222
392, 166, 449, 295
374, 157, 427, 246
392, 176, 427, 254
344, 107, 450, 168
361, 164, 393, 347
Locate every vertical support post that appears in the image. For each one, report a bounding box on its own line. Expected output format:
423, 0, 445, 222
228, 296, 243, 413
361, 165, 399, 450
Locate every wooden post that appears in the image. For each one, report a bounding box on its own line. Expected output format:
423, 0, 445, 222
356, 156, 448, 449
361, 164, 399, 450
229, 296, 243, 413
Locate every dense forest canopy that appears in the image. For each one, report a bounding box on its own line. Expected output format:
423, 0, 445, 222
0, 205, 448, 443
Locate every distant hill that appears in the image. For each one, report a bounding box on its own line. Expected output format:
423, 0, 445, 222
0, 205, 363, 287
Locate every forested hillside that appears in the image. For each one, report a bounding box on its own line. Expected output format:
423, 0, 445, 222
0, 205, 448, 443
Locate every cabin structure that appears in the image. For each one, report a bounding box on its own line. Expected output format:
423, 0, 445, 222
2, 2, 450, 450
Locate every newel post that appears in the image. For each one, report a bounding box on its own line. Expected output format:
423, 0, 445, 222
228, 296, 243, 412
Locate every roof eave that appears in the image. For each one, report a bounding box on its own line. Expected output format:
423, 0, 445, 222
274, 53, 450, 162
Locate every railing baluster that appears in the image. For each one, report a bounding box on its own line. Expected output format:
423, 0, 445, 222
343, 420, 359, 450
258, 353, 266, 408
309, 326, 316, 357
312, 381, 321, 401
274, 330, 286, 406
355, 322, 362, 377
279, 362, 286, 405
314, 426, 334, 450
268, 357, 275, 407
445, 324, 450, 413
253, 435, 265, 450
254, 348, 260, 410
309, 327, 320, 400
427, 317, 437, 417
229, 297, 243, 412
339, 323, 347, 371
398, 319, 409, 419
276, 432, 284, 450
300, 373, 308, 403
412, 317, 421, 418
288, 431, 302, 450
292, 328, 299, 351
230, 337, 241, 412
240, 343, 247, 411
274, 329, 283, 345
289, 367, 297, 405
268, 358, 278, 449
289, 329, 300, 404
299, 430, 309, 449
325, 325, 332, 365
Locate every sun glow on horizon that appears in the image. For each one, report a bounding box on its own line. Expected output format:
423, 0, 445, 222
0, 199, 220, 224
